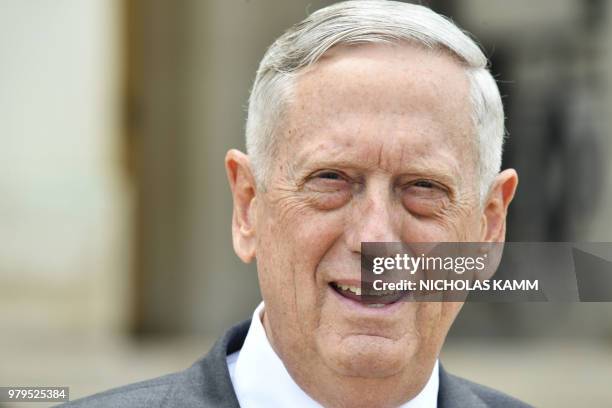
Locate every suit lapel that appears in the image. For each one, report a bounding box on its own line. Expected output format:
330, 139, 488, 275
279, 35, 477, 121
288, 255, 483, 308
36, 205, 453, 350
164, 319, 251, 408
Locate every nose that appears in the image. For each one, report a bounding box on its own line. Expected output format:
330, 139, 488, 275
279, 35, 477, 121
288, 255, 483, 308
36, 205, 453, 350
344, 178, 400, 253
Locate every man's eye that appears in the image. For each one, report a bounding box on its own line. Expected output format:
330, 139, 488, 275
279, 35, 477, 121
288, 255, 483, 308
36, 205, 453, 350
316, 171, 342, 180
303, 171, 352, 210
401, 180, 449, 216
413, 180, 434, 188
404, 179, 445, 196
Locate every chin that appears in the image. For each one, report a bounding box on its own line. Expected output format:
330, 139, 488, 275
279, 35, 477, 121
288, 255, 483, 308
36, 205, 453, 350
320, 334, 417, 378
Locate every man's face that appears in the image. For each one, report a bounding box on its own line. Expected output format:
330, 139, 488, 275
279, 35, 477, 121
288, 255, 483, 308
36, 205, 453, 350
253, 44, 482, 380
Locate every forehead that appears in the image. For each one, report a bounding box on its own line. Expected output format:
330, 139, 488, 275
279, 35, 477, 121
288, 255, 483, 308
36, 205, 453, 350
279, 43, 476, 177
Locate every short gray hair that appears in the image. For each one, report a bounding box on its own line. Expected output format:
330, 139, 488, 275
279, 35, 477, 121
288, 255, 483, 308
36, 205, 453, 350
245, 0, 505, 201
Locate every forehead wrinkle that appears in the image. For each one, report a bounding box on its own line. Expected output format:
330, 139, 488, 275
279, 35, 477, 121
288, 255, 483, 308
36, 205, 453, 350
289, 137, 462, 187
287, 115, 463, 169
396, 131, 463, 173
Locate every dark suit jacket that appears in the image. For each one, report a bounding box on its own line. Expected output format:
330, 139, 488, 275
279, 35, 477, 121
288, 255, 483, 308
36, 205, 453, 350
61, 320, 532, 407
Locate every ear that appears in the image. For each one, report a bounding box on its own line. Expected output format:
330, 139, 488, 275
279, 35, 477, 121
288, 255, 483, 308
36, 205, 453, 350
225, 149, 257, 263
480, 169, 518, 242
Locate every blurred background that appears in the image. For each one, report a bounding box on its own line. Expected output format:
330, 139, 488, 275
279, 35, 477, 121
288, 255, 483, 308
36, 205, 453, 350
1, 0, 611, 406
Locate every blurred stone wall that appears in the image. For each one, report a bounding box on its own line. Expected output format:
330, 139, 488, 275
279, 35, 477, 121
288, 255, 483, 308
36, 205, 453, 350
0, 0, 130, 341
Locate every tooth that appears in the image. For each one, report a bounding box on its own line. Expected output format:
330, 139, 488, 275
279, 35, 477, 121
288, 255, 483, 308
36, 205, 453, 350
367, 303, 385, 308
355, 287, 361, 296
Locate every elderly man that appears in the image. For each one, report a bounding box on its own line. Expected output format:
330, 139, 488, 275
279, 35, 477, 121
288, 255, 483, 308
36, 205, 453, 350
66, 1, 524, 407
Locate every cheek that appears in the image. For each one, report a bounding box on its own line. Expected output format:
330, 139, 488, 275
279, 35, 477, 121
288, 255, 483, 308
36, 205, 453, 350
415, 302, 463, 347
400, 217, 459, 242
453, 206, 484, 240
255, 196, 347, 307
400, 204, 482, 242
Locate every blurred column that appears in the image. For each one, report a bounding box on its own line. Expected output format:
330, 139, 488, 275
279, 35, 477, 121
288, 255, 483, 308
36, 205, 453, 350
132, 0, 335, 336
0, 0, 130, 337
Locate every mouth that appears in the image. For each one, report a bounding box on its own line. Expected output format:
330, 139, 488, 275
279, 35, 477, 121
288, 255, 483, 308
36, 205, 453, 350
329, 281, 409, 308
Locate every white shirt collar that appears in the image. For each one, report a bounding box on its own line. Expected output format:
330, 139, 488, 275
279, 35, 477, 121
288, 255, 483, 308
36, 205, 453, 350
227, 302, 439, 408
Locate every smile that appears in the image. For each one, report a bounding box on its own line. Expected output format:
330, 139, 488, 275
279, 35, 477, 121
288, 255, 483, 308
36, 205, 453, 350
329, 282, 409, 307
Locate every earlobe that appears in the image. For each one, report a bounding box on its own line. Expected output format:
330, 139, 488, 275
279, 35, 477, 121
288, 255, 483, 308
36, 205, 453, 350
225, 149, 258, 263
481, 169, 518, 242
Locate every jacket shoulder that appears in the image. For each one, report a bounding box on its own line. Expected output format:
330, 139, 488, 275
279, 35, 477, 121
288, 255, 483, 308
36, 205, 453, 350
59, 319, 251, 408
445, 372, 533, 408
59, 371, 179, 408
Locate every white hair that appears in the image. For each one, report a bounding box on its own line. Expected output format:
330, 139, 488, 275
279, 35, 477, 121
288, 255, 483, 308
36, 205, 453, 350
245, 0, 505, 202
